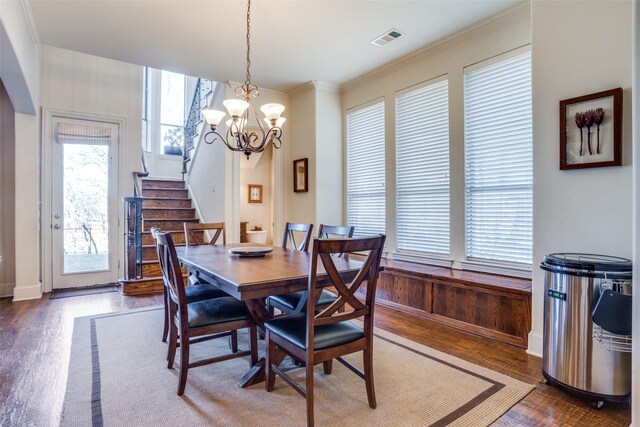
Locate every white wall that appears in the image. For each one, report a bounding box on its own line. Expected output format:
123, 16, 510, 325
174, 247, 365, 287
0, 0, 39, 114
530, 0, 632, 356
240, 145, 273, 244
39, 45, 143, 291
188, 83, 227, 233
315, 84, 343, 227
13, 112, 40, 300
287, 85, 317, 225
0, 81, 16, 298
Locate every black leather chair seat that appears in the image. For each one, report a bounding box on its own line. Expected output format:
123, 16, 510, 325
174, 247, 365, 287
268, 290, 337, 312
265, 313, 364, 350
187, 297, 251, 328
185, 283, 228, 303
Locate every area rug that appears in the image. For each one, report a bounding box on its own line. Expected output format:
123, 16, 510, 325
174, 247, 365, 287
61, 307, 534, 427
50, 283, 119, 299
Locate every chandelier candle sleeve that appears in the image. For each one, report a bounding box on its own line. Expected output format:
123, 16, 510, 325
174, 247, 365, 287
201, 0, 286, 159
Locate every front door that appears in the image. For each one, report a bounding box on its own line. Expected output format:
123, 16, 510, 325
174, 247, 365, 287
51, 117, 119, 288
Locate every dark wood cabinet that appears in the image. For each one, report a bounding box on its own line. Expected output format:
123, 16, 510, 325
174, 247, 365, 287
240, 221, 248, 243
356, 260, 532, 348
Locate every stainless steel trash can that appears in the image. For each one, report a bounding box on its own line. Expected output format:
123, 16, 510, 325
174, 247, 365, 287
540, 253, 632, 406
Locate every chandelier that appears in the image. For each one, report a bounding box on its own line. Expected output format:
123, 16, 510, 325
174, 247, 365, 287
201, 0, 286, 159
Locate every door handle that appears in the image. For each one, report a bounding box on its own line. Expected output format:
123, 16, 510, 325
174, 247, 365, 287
53, 224, 61, 229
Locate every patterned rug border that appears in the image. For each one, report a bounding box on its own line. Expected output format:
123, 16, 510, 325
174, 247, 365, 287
63, 307, 535, 427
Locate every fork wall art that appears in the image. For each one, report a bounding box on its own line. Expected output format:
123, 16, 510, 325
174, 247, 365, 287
559, 88, 622, 170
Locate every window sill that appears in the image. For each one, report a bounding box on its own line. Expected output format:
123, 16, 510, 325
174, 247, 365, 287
386, 251, 453, 269
458, 259, 532, 280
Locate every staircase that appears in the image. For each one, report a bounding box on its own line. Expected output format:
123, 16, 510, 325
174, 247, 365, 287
120, 178, 202, 295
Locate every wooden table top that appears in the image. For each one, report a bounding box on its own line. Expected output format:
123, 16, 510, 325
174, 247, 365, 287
176, 243, 364, 300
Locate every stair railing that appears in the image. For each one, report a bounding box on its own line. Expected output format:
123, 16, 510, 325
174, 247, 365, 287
182, 78, 215, 178
123, 151, 148, 281
123, 196, 143, 280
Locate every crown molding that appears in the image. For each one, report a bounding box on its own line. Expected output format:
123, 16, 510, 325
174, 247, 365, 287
342, 1, 530, 90
289, 80, 340, 96
18, 0, 40, 44
312, 80, 340, 93
288, 81, 315, 96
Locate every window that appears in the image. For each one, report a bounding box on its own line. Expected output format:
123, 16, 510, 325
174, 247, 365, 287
464, 50, 532, 265
346, 101, 385, 237
396, 78, 450, 255
160, 70, 186, 151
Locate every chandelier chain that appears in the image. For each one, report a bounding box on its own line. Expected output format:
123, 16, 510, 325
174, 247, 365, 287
245, 0, 252, 87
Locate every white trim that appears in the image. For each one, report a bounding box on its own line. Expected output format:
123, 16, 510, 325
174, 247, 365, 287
463, 44, 531, 72
41, 108, 126, 293
12, 282, 41, 301
345, 96, 385, 114
526, 331, 543, 358
459, 259, 532, 280
0, 282, 15, 298
342, 2, 530, 90
289, 81, 315, 96
395, 73, 448, 97
386, 251, 453, 269
312, 81, 340, 93
18, 0, 40, 44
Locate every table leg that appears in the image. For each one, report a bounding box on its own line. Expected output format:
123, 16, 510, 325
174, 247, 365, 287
238, 298, 287, 388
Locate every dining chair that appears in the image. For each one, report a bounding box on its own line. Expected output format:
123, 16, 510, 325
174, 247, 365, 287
152, 226, 228, 344
183, 222, 229, 287
281, 222, 314, 252
155, 230, 259, 396
264, 235, 386, 427
267, 224, 353, 316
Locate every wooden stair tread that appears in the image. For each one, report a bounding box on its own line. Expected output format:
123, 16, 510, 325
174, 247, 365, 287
141, 207, 194, 210
142, 197, 190, 200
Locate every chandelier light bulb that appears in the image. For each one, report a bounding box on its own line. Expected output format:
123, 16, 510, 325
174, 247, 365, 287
260, 103, 285, 121
201, 109, 226, 128
223, 99, 250, 117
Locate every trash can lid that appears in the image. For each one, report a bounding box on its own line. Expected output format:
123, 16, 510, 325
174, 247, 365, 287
542, 253, 631, 273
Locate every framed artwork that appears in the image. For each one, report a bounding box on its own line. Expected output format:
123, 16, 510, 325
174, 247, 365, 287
293, 158, 308, 193
248, 184, 263, 203
559, 87, 623, 170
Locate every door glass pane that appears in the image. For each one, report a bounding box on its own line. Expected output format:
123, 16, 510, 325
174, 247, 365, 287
63, 142, 110, 273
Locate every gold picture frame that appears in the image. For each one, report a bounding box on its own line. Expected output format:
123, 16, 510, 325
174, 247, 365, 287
248, 184, 263, 203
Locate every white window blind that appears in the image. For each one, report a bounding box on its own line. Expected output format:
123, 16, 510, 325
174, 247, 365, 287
396, 78, 450, 255
464, 50, 532, 265
347, 101, 385, 237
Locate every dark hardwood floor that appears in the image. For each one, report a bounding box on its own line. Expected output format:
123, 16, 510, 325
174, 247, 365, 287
0, 291, 631, 426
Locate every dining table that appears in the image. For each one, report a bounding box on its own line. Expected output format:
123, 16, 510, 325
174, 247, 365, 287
175, 242, 365, 388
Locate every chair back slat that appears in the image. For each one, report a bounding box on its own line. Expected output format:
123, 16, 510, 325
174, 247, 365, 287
282, 222, 313, 252
155, 231, 187, 313
184, 222, 226, 247
317, 224, 355, 259
306, 235, 385, 345
317, 224, 355, 239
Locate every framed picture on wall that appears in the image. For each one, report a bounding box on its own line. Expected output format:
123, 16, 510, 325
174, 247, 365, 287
293, 158, 308, 193
559, 87, 622, 170
248, 184, 263, 203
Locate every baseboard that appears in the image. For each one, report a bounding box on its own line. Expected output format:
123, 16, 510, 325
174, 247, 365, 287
526, 331, 543, 357
12, 282, 42, 301
0, 282, 15, 298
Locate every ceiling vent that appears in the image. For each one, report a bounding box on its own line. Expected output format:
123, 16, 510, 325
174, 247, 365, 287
371, 29, 404, 47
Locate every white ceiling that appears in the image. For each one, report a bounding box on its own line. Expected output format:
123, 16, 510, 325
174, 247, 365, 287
29, 0, 522, 93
